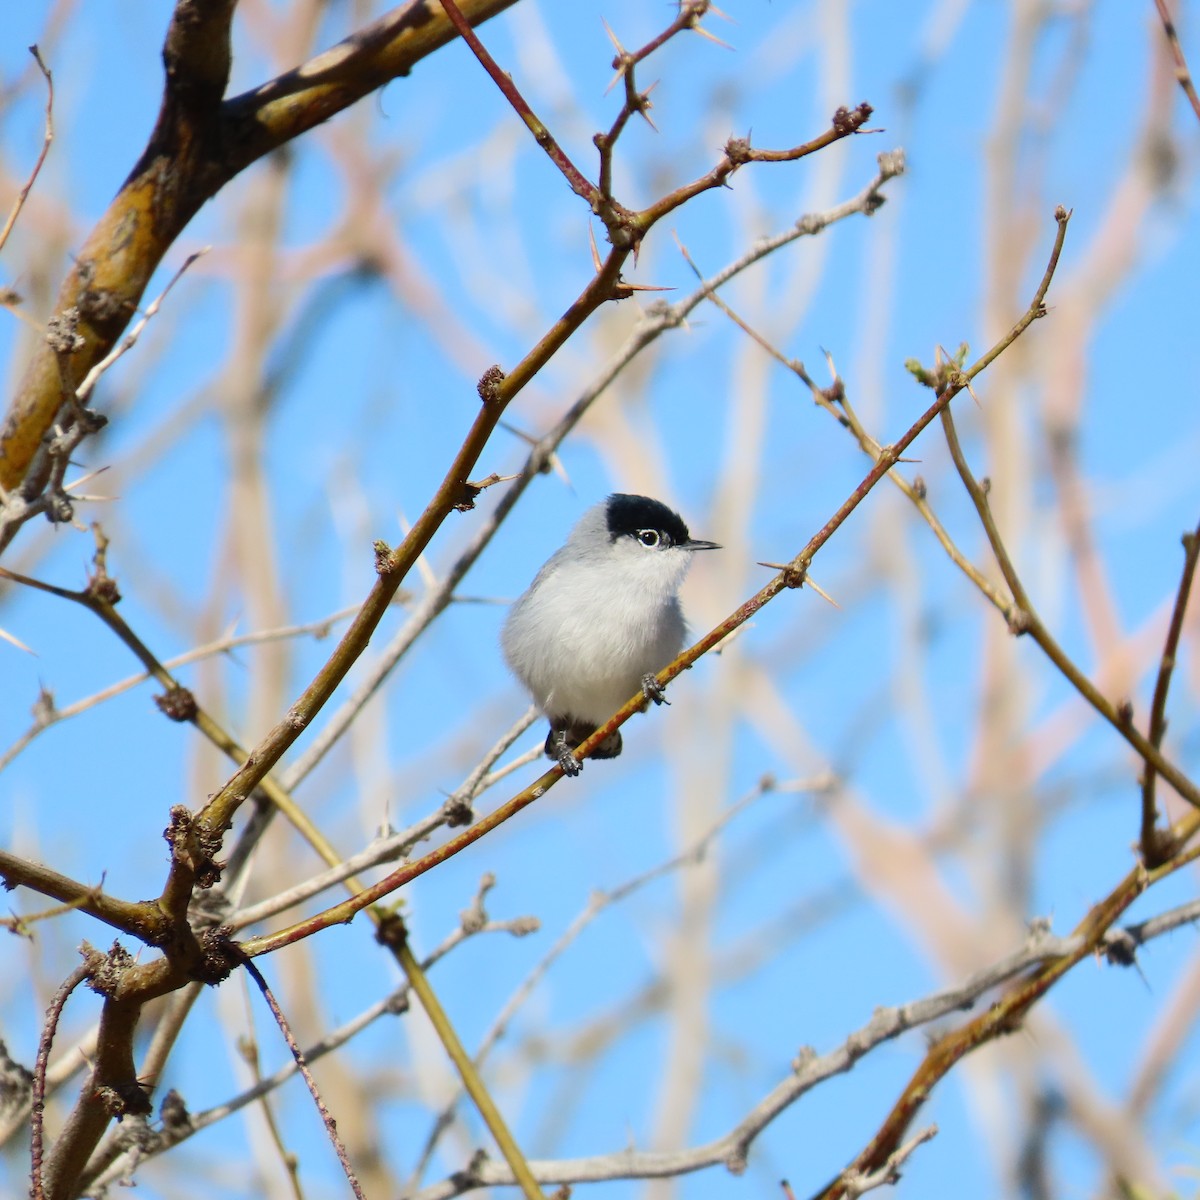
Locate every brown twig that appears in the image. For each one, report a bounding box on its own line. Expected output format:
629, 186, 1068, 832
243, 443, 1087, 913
940, 405, 1200, 814
0, 46, 53, 257
241, 205, 1073, 961
635, 105, 876, 232
281, 158, 905, 794
73, 249, 208, 408
438, 0, 599, 210
672, 172, 1014, 621
30, 955, 99, 1200
1139, 522, 1200, 861
594, 4, 716, 198
0, 603, 360, 776
1152, 0, 1200, 124
237, 954, 365, 1200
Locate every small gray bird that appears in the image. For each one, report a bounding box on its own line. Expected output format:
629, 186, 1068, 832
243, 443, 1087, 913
502, 493, 719, 775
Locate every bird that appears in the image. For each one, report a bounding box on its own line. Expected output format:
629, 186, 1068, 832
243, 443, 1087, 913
501, 493, 719, 775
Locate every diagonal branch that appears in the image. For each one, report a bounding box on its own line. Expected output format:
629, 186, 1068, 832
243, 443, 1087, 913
240, 205, 1074, 961
940, 405, 1200, 814
439, 0, 599, 209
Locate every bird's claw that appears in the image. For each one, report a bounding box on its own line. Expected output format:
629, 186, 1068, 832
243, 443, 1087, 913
641, 673, 669, 706
550, 730, 582, 776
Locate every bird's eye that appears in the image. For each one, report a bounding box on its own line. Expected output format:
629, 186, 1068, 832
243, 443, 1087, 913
636, 529, 661, 548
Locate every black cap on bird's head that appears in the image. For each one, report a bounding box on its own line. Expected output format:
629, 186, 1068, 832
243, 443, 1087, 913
604, 494, 720, 552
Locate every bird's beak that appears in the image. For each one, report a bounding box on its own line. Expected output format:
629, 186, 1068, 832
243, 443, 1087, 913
685, 538, 721, 551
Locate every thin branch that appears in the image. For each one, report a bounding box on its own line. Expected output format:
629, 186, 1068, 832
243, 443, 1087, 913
237, 955, 365, 1200
74, 249, 209, 407
438, 0, 599, 209
940, 404, 1200, 813
1152, 0, 1200, 124
30, 955, 98, 1200
0, 45, 54, 256
393, 933, 547, 1200
838, 1126, 937, 1199
635, 105, 876, 231
1140, 521, 1200, 861
242, 206, 1073, 960
0, 604, 359, 776
672, 158, 1015, 623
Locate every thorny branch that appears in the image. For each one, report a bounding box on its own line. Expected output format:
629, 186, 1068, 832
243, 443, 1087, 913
238, 206, 1073, 961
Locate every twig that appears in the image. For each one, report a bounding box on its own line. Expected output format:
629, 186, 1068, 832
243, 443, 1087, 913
234, 982, 304, 1200
241, 207, 1075, 960
395, 933, 547, 1200
81, 917, 532, 1192
0, 46, 53, 256
940, 403, 1200, 813
237, 955, 365, 1200
1152, 0, 1200, 125
30, 955, 98, 1200
595, 4, 716, 198
438, 0, 599, 209
410, 774, 826, 1184
672, 160, 1015, 622
74, 248, 209, 407
0, 604, 360, 776
1140, 522, 1200, 861
837, 1126, 937, 1199
635, 105, 876, 231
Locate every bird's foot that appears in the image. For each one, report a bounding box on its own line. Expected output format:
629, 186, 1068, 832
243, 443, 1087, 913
546, 727, 582, 776
641, 673, 669, 706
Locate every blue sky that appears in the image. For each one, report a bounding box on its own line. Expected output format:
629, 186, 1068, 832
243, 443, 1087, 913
4, 2, 1200, 1198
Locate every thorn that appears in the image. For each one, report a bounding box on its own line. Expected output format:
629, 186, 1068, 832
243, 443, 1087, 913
0, 625, 35, 655
757, 561, 839, 607
690, 22, 734, 49
613, 281, 674, 295
601, 16, 625, 56
465, 471, 520, 490
804, 574, 841, 609
588, 221, 602, 272
62, 465, 111, 493
497, 422, 572, 485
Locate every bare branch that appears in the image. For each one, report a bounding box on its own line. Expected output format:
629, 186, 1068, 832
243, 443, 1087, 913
0, 45, 54, 257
